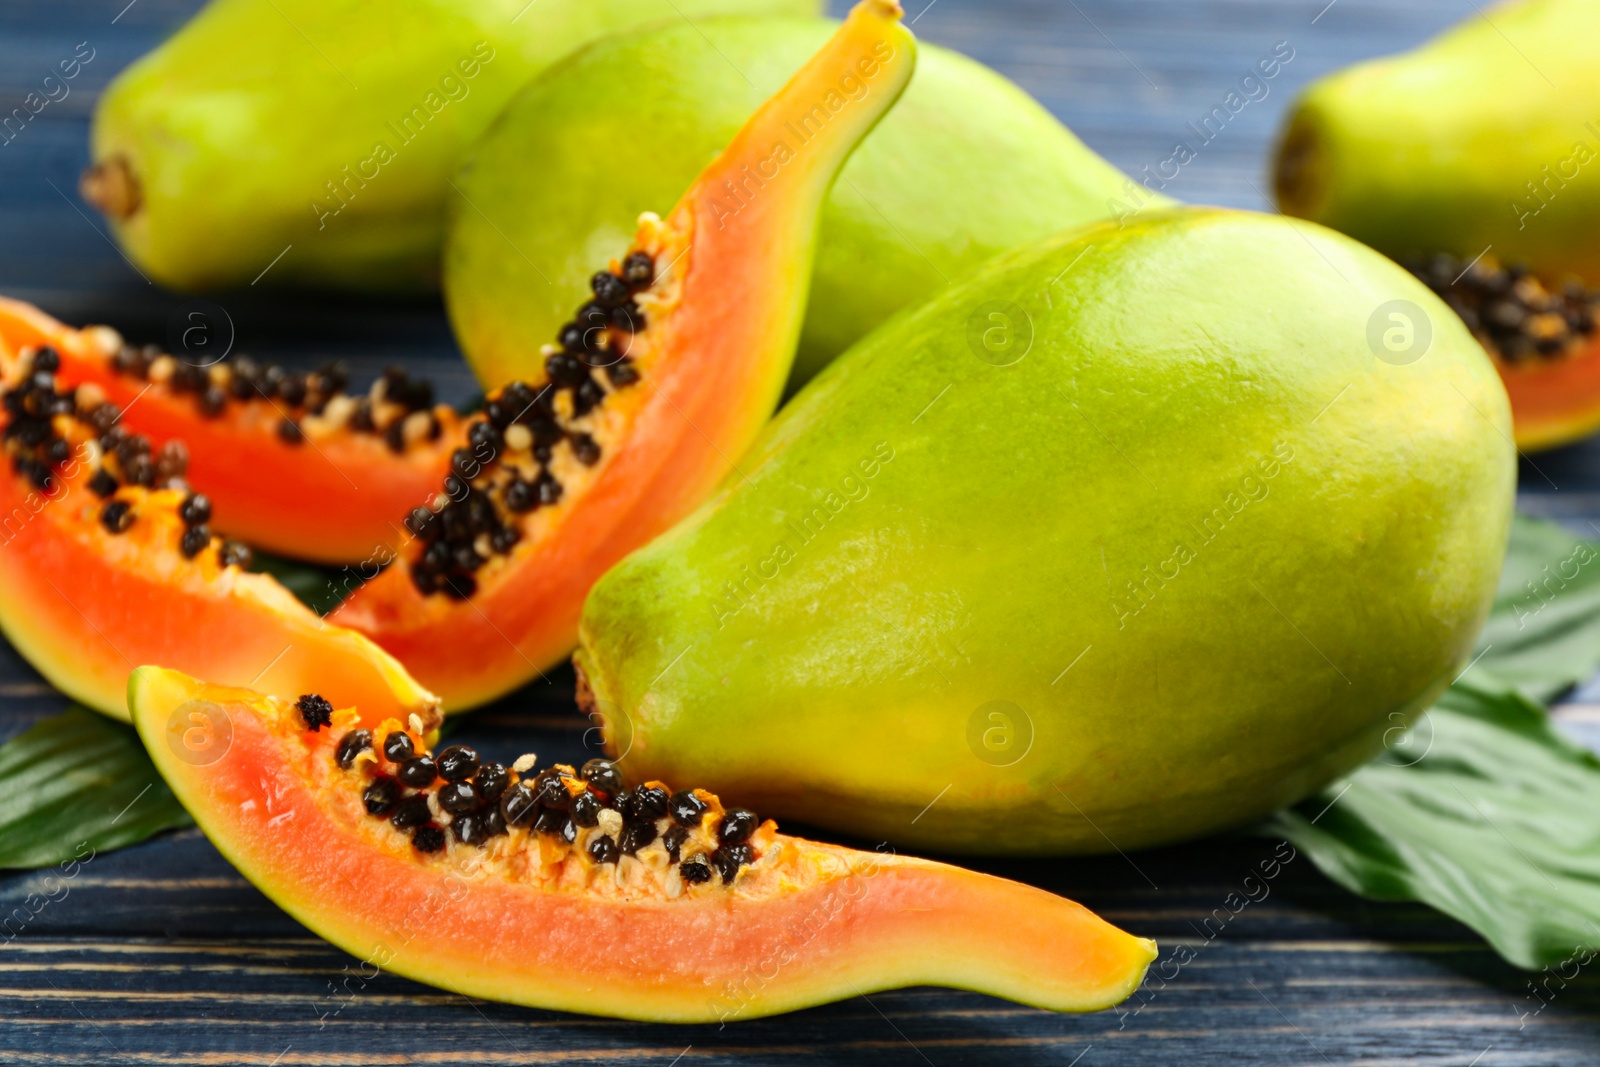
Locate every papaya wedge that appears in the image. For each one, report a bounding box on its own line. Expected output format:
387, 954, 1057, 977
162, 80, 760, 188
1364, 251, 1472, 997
329, 0, 920, 708
0, 296, 464, 564
0, 343, 439, 723
129, 665, 1156, 1021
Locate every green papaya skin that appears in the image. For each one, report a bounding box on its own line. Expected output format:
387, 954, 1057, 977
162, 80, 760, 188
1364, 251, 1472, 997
84, 0, 819, 292
1276, 0, 1600, 281
574, 208, 1515, 856
446, 15, 1164, 390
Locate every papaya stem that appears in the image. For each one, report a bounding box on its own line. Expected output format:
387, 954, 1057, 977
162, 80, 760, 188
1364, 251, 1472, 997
79, 155, 142, 221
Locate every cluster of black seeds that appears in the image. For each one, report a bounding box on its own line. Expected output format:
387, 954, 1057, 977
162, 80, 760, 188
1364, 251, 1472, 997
326, 715, 758, 884
403, 252, 654, 600
2, 347, 252, 567
108, 342, 442, 452
1405, 252, 1600, 362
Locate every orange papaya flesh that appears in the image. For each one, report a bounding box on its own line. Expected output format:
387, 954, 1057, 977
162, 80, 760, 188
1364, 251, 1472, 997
0, 346, 440, 724
0, 295, 465, 564
331, 0, 919, 710
1405, 251, 1600, 451
129, 665, 1156, 1022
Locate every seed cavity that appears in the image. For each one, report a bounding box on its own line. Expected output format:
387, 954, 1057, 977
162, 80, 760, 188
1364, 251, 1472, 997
332, 734, 763, 890
403, 253, 655, 599
105, 340, 452, 454
2, 346, 250, 570
1406, 252, 1599, 363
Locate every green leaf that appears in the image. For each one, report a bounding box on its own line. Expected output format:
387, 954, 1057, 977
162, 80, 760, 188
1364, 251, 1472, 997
1477, 514, 1600, 702
0, 707, 192, 869
1265, 673, 1600, 969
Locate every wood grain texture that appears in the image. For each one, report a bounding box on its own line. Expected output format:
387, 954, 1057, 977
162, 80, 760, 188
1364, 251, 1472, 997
3, 0, 1600, 1062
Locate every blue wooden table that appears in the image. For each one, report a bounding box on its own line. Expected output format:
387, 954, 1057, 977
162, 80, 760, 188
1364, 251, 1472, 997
5, 1, 1600, 1063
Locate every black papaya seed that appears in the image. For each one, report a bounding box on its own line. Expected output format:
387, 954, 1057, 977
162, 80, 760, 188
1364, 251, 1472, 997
490, 526, 520, 555
218, 540, 253, 569
533, 771, 572, 811
680, 856, 713, 885
389, 794, 431, 830
397, 755, 437, 788
670, 790, 709, 827
382, 731, 415, 763
100, 499, 134, 534
467, 420, 502, 456
588, 834, 619, 865
713, 844, 752, 883
568, 432, 600, 466
570, 790, 602, 829
545, 351, 588, 388
571, 378, 605, 417
473, 762, 509, 803
719, 808, 759, 846
405, 506, 438, 543
435, 745, 479, 783
295, 694, 334, 732
199, 385, 226, 419
609, 352, 641, 383
591, 271, 630, 309
438, 781, 479, 815
452, 812, 488, 846
535, 472, 563, 507
533, 805, 568, 836
279, 373, 307, 408
179, 525, 211, 559
336, 729, 372, 769
663, 825, 687, 863
504, 477, 536, 513
178, 492, 212, 527
501, 782, 538, 826
580, 759, 623, 798
619, 820, 657, 855
363, 776, 399, 817
622, 252, 654, 288
412, 824, 446, 853
628, 785, 669, 822
558, 321, 589, 354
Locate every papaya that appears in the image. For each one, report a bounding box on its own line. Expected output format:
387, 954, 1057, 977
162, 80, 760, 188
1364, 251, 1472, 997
129, 665, 1156, 1021
573, 208, 1516, 855
1274, 0, 1600, 450
0, 344, 439, 724
0, 297, 464, 564
445, 15, 1166, 392
81, 0, 820, 292
329, 1, 918, 710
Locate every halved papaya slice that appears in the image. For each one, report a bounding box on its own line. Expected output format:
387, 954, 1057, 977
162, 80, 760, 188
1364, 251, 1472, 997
1400, 252, 1600, 451
129, 665, 1156, 1021
330, 0, 919, 708
0, 344, 439, 724
0, 295, 464, 563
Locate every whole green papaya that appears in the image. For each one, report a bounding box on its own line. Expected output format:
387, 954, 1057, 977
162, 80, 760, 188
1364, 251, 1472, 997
82, 0, 818, 291
574, 209, 1515, 855
445, 15, 1161, 390
1276, 0, 1600, 282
